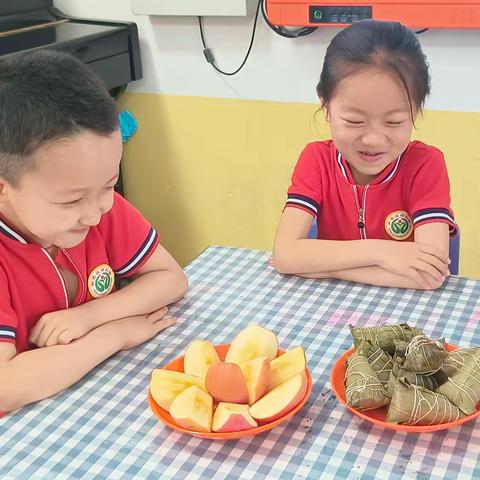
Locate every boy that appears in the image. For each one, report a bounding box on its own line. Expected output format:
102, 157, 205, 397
0, 51, 188, 412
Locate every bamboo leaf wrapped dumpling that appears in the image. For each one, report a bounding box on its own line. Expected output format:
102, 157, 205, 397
350, 323, 423, 354
436, 349, 480, 415
440, 347, 480, 377
387, 340, 443, 395
356, 340, 393, 385
387, 379, 465, 425
345, 351, 390, 410
403, 335, 448, 374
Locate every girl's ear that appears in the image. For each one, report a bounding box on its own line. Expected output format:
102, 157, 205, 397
320, 98, 330, 123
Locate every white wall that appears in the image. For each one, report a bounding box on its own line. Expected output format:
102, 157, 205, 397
54, 0, 480, 112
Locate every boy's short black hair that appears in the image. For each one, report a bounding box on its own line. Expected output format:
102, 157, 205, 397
0, 50, 119, 186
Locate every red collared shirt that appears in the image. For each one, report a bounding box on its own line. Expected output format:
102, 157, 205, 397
286, 140, 456, 241
0, 193, 159, 353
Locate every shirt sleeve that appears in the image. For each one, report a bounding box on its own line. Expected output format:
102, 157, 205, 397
0, 266, 18, 346
408, 148, 457, 235
98, 193, 160, 278
285, 143, 323, 217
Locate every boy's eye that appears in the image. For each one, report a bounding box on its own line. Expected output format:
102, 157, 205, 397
387, 121, 405, 126
60, 199, 82, 206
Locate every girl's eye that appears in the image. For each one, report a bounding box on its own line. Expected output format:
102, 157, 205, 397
105, 185, 115, 191
343, 119, 364, 125
387, 121, 404, 126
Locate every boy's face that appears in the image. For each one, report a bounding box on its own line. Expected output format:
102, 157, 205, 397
324, 69, 414, 185
0, 130, 122, 248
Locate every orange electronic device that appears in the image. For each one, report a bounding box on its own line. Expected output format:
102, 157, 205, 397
266, 1, 480, 29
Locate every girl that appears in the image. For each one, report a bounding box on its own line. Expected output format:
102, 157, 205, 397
273, 20, 456, 290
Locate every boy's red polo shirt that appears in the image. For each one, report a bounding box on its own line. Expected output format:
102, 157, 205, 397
0, 193, 159, 353
286, 140, 456, 241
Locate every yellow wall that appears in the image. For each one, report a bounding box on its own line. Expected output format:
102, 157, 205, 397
120, 92, 480, 277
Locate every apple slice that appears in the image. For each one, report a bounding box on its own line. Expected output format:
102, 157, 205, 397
205, 361, 249, 404
249, 372, 307, 423
212, 402, 258, 432
169, 385, 213, 432
184, 339, 220, 380
269, 346, 306, 389
239, 356, 271, 404
150, 369, 206, 411
225, 325, 278, 364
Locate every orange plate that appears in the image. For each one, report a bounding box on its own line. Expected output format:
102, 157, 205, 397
331, 343, 480, 433
148, 344, 312, 440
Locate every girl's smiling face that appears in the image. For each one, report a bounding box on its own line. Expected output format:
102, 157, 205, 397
324, 68, 415, 185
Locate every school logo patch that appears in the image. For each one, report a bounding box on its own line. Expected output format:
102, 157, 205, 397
385, 211, 413, 240
88, 264, 115, 298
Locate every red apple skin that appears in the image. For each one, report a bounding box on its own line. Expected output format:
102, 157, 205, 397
205, 362, 249, 404
213, 413, 255, 432
212, 402, 258, 432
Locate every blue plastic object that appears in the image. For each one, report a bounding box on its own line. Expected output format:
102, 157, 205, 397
119, 111, 138, 143
308, 218, 460, 275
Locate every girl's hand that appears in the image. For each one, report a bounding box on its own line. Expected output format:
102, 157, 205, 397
377, 241, 450, 289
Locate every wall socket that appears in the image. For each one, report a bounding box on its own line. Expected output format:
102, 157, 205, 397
131, 0, 257, 16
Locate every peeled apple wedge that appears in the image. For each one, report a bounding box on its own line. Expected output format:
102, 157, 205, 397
249, 372, 307, 423
238, 356, 271, 404
184, 339, 220, 380
150, 369, 206, 411
225, 325, 278, 364
169, 385, 213, 433
269, 346, 306, 390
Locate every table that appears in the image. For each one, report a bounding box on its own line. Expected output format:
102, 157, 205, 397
1, 246, 480, 480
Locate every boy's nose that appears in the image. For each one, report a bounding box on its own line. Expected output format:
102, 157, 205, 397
80, 205, 102, 227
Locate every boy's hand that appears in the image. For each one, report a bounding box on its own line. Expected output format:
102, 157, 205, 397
29, 310, 92, 347
377, 241, 450, 289
114, 307, 176, 350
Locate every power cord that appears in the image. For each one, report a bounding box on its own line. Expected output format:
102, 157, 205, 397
198, 0, 261, 76
260, 0, 317, 38
198, 0, 317, 76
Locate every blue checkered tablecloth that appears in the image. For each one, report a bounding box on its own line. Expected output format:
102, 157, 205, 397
1, 246, 480, 480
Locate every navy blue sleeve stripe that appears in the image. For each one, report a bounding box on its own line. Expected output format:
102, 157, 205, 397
286, 194, 319, 215
115, 228, 158, 277
0, 326, 16, 340
412, 211, 455, 225
412, 208, 453, 219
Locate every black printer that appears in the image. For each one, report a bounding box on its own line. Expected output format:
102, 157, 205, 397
0, 0, 142, 95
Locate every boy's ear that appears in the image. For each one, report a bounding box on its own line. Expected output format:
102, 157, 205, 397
0, 178, 10, 202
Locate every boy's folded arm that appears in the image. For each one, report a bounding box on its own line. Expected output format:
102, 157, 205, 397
75, 243, 188, 329
31, 244, 188, 345
0, 324, 123, 412
0, 309, 175, 412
